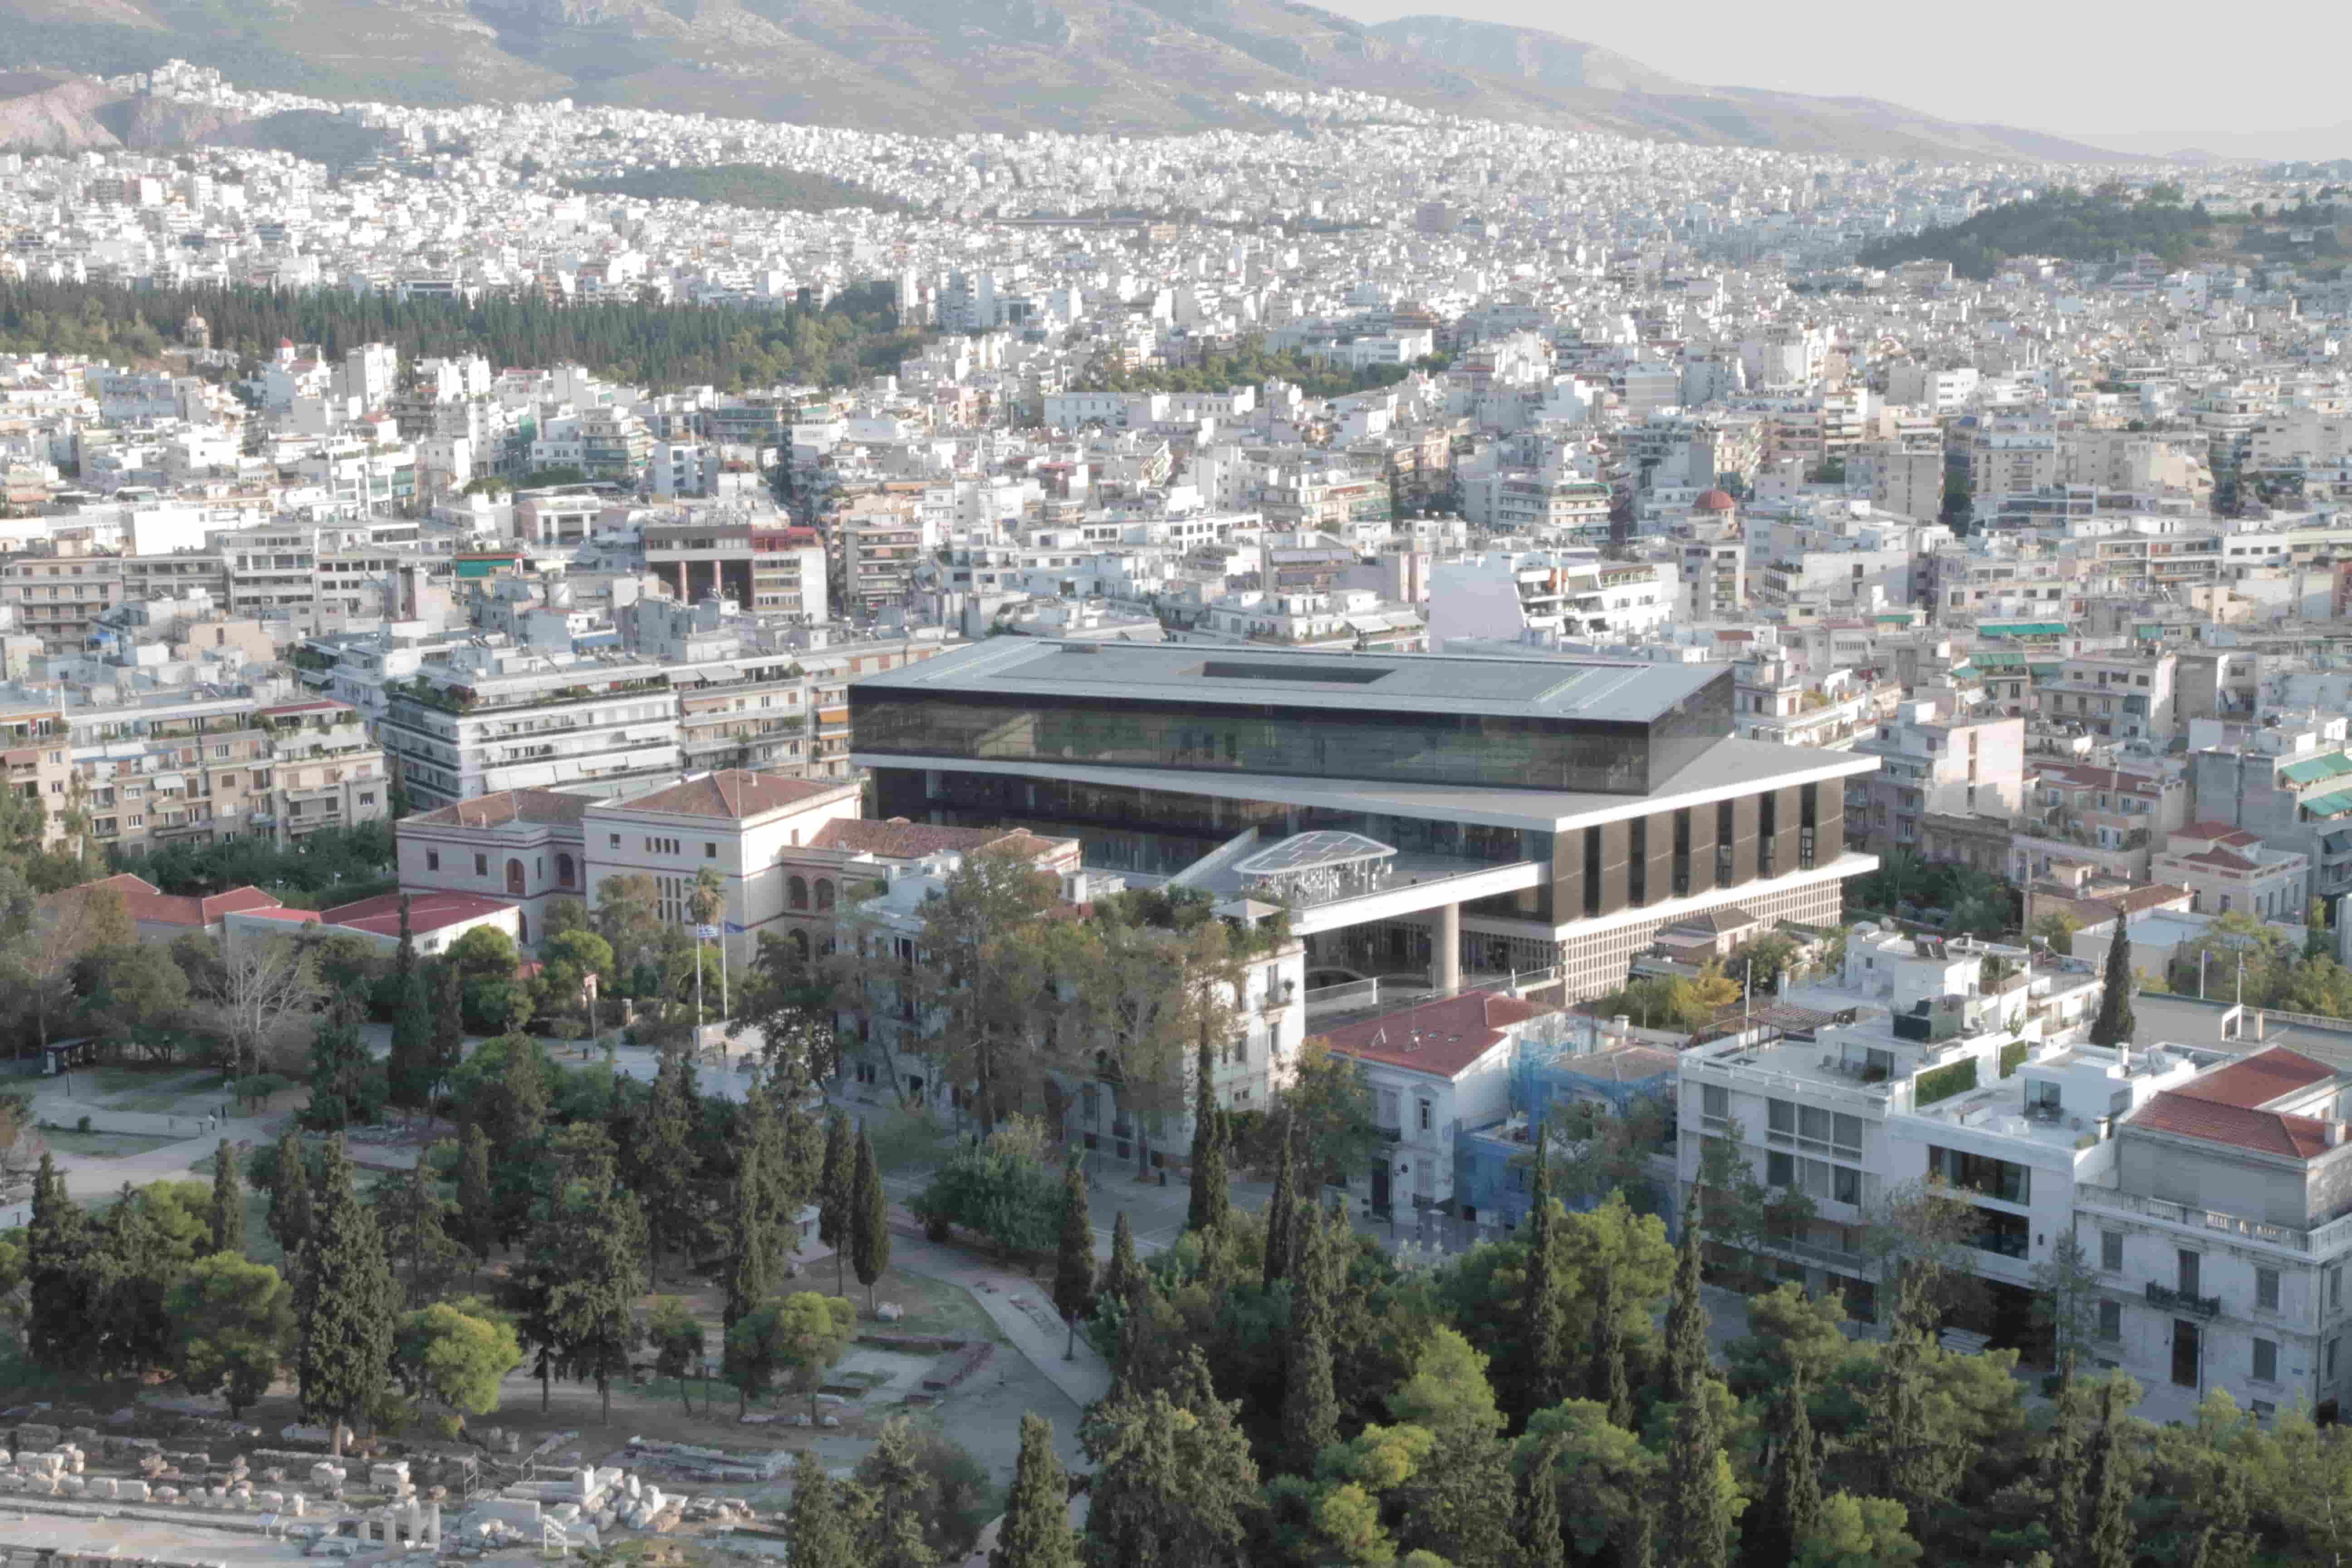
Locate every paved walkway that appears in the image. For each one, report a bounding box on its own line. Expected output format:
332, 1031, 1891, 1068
879, 1227, 1116, 1413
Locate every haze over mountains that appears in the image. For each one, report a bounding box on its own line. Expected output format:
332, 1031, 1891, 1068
0, 0, 2154, 163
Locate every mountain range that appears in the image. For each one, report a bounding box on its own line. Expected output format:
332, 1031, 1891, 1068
0, 0, 2140, 163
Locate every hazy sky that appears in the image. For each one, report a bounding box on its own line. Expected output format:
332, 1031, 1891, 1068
1318, 0, 2348, 152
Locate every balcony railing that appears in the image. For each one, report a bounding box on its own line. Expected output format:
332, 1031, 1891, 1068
2146, 1281, 2220, 1318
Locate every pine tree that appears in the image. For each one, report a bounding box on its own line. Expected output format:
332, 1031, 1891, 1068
452, 1119, 495, 1274
208, 1139, 247, 1257
1523, 1434, 1568, 1568
1186, 1034, 1230, 1235
788, 1449, 865, 1568
993, 1412, 1079, 1568
1518, 1127, 1571, 1415
2088, 923, 2136, 1049
1754, 1364, 1822, 1568
1665, 1187, 1708, 1407
2083, 1380, 2134, 1568
94, 1179, 174, 1378
1083, 1349, 1258, 1568
26, 1153, 96, 1375
292, 1137, 395, 1455
268, 1130, 315, 1262
387, 897, 435, 1110
1262, 1116, 1297, 1291
2183, 1457, 2254, 1568
1588, 1265, 1632, 1429
818, 1110, 855, 1296
851, 1122, 891, 1314
1053, 1154, 1095, 1360
1101, 1210, 1139, 1308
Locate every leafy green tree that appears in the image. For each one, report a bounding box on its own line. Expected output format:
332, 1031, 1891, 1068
2031, 1232, 2102, 1383
1257, 1035, 1381, 1190
1520, 1401, 1661, 1561
1054, 1153, 1095, 1358
860, 1414, 944, 1568
75, 938, 191, 1061
1728, 931, 1803, 997
166, 1251, 291, 1417
634, 1047, 699, 1279
771, 1291, 858, 1423
394, 1299, 523, 1431
818, 1110, 855, 1295
852, 1122, 890, 1313
208, 1139, 247, 1257
304, 983, 382, 1129
1083, 1350, 1258, 1568
645, 1295, 705, 1415
539, 928, 614, 1026
994, 1412, 1078, 1568
1796, 1494, 1921, 1568
292, 1137, 396, 1454
25, 1155, 97, 1374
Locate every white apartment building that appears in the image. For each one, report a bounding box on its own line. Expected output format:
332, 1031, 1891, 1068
1849, 703, 2026, 854
1426, 552, 1673, 646
379, 651, 679, 810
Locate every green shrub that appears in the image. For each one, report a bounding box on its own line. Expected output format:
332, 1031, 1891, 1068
1915, 1058, 1980, 1107
909, 1133, 1064, 1261
1998, 1040, 2029, 1078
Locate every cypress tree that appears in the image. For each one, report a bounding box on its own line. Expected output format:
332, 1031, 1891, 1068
993, 1412, 1079, 1568
851, 1122, 890, 1313
1665, 1188, 1708, 1407
1523, 1434, 1568, 1568
26, 1152, 95, 1375
387, 897, 434, 1110
1100, 1209, 1140, 1308
722, 1145, 776, 1331
1186, 1034, 1229, 1235
1754, 1364, 1822, 1568
2083, 1380, 2134, 1568
1872, 1261, 1942, 1523
636, 1048, 697, 1279
1664, 1370, 1732, 1568
293, 1137, 395, 1456
2049, 1382, 2086, 1568
2183, 1457, 2254, 1568
862, 1415, 938, 1568
787, 1448, 863, 1568
1520, 1127, 1569, 1415
1053, 1153, 1095, 1360
453, 1118, 495, 1274
208, 1138, 247, 1256
2088, 922, 2136, 1049
1262, 1115, 1297, 1291
1588, 1266, 1632, 1429
427, 960, 465, 1098
542, 1165, 648, 1426
269, 1130, 315, 1262
818, 1110, 855, 1296
1281, 1198, 1339, 1467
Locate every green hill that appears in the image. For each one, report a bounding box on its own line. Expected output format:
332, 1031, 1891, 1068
1859, 186, 2215, 279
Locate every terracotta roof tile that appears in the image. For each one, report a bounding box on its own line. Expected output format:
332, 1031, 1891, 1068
1324, 992, 1550, 1080
2175, 1046, 2337, 1110
322, 891, 514, 937
2131, 1093, 2333, 1159
407, 789, 593, 829
616, 770, 848, 820
45, 872, 282, 928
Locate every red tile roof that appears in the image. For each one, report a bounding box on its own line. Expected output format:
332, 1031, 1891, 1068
407, 789, 593, 830
617, 770, 849, 820
1323, 991, 1550, 1079
322, 891, 513, 938
810, 819, 1074, 862
49, 872, 283, 928
2132, 1093, 2334, 1159
2179, 821, 2262, 845
2175, 1047, 2336, 1110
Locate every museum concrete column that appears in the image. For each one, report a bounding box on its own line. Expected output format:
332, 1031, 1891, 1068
1436, 901, 1460, 996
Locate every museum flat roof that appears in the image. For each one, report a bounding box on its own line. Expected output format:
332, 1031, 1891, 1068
848, 638, 1726, 725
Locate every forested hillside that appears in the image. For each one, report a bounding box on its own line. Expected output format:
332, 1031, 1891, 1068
1860, 186, 2216, 278
563, 164, 912, 216
0, 278, 926, 392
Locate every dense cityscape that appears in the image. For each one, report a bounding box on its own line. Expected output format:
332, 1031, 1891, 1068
0, 36, 2351, 1568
